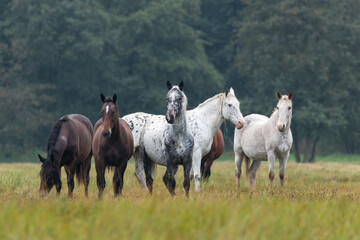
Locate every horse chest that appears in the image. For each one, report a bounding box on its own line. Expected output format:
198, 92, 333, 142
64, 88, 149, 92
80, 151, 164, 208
275, 138, 291, 154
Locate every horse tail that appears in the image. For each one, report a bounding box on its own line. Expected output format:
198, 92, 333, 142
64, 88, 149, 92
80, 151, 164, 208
245, 155, 251, 180
75, 162, 84, 186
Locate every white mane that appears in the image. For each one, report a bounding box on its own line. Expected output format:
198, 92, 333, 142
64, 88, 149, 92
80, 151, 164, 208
194, 93, 223, 110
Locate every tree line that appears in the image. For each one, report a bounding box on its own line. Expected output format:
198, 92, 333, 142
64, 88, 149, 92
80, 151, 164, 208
0, 0, 359, 161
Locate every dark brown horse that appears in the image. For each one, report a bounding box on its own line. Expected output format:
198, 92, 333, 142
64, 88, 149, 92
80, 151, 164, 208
93, 94, 134, 198
38, 114, 93, 197
200, 128, 224, 180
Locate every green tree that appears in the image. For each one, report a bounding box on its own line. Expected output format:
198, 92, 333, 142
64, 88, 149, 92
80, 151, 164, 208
232, 0, 360, 161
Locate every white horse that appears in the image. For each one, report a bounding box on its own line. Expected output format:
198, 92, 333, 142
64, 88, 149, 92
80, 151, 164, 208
234, 92, 293, 189
141, 81, 194, 196
123, 87, 245, 192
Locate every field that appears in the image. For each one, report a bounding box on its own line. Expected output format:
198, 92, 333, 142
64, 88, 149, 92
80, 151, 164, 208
1, 156, 360, 240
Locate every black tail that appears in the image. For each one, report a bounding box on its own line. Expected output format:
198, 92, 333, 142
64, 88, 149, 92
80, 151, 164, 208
75, 162, 84, 186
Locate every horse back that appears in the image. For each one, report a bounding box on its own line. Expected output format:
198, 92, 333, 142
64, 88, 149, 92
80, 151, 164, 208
66, 114, 93, 160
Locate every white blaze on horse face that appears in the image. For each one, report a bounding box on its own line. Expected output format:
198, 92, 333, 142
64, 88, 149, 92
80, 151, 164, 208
222, 89, 245, 129
106, 105, 109, 114
277, 96, 292, 132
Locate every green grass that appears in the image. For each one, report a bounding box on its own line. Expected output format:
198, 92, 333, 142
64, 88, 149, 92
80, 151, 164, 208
1, 159, 360, 239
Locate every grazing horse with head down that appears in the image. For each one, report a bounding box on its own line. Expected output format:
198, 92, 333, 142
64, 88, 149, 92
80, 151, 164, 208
93, 94, 134, 198
38, 114, 93, 197
234, 92, 293, 190
142, 81, 194, 196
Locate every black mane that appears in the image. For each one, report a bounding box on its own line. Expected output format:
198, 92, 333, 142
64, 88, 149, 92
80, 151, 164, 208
47, 118, 68, 152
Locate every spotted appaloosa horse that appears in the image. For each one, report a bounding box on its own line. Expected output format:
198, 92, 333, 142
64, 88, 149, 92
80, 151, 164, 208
234, 92, 293, 190
92, 94, 134, 198
141, 81, 194, 196
200, 128, 224, 180
38, 114, 93, 197
123, 87, 245, 192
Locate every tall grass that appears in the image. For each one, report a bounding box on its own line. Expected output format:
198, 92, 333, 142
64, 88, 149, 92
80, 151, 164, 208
1, 160, 360, 239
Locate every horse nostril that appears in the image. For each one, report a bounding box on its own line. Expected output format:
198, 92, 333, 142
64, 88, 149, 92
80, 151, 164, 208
166, 114, 174, 124
236, 121, 243, 129
102, 131, 110, 137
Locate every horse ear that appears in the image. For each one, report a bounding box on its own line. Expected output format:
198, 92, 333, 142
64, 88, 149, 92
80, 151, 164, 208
167, 81, 172, 90
179, 81, 184, 91
100, 93, 105, 103
113, 94, 117, 104
38, 154, 45, 163
288, 91, 293, 100
277, 92, 282, 100
225, 88, 229, 97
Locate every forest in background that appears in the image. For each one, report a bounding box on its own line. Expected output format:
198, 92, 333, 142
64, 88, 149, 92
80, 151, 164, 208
0, 0, 359, 162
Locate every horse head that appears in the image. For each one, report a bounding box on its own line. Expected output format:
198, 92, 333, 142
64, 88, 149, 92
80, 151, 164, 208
166, 81, 187, 124
38, 152, 61, 195
222, 88, 245, 129
100, 93, 119, 137
276, 91, 293, 132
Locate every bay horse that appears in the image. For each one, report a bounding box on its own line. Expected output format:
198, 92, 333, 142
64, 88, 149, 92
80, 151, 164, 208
123, 87, 245, 192
200, 128, 224, 180
142, 81, 194, 196
234, 92, 293, 190
38, 114, 93, 197
92, 94, 133, 198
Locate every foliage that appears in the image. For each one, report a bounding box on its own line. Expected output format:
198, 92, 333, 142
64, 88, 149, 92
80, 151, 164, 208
0, 0, 359, 158
231, 0, 360, 160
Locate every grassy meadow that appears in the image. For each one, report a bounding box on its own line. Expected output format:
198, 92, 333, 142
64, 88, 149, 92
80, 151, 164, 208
1, 155, 360, 240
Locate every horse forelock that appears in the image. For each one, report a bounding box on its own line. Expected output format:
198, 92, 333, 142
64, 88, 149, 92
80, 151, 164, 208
104, 97, 115, 103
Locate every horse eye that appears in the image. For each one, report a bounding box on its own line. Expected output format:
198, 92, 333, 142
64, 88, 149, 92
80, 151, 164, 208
288, 107, 291, 110
228, 104, 232, 107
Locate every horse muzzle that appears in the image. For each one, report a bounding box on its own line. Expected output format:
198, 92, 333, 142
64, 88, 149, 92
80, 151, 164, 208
102, 130, 111, 137
236, 120, 245, 129
277, 123, 286, 132
166, 114, 174, 124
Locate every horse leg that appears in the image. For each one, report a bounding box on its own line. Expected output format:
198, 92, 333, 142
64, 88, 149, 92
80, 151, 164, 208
118, 161, 128, 195
249, 160, 261, 189
83, 154, 91, 197
192, 150, 202, 192
113, 167, 120, 197
65, 166, 75, 198
200, 157, 206, 179
203, 159, 214, 180
113, 161, 128, 196
95, 160, 106, 199
234, 150, 244, 190
267, 150, 276, 188
279, 151, 290, 187
183, 154, 193, 197
143, 152, 154, 194
55, 170, 62, 196
133, 150, 147, 190
163, 163, 176, 196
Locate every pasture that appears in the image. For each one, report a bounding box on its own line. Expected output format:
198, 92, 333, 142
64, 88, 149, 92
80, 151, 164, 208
1, 156, 360, 240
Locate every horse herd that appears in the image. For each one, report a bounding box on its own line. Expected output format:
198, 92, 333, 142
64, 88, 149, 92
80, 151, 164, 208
38, 81, 293, 198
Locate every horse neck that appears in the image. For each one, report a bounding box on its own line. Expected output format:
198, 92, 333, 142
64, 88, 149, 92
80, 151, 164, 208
193, 94, 224, 134
172, 109, 187, 134
110, 114, 121, 139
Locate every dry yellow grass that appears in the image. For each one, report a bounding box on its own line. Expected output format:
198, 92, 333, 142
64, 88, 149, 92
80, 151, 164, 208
1, 160, 360, 239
